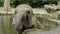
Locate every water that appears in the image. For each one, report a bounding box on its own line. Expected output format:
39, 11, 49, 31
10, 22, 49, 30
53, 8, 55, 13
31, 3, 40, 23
0, 15, 60, 34
0, 15, 17, 34
0, 16, 3, 34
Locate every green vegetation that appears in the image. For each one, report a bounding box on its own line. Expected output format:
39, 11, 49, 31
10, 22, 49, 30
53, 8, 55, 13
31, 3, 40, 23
0, 0, 60, 8
0, 0, 4, 7
0, 7, 3, 11
10, 0, 59, 8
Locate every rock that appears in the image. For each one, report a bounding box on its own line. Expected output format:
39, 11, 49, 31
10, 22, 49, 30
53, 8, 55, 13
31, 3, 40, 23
44, 4, 60, 13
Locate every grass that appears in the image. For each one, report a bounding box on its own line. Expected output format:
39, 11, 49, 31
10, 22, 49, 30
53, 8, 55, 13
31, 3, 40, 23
0, 7, 3, 11
0, 7, 44, 11
37, 15, 60, 31
0, 7, 15, 12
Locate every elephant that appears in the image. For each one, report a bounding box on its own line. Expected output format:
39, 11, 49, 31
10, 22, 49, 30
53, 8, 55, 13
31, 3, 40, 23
12, 4, 44, 34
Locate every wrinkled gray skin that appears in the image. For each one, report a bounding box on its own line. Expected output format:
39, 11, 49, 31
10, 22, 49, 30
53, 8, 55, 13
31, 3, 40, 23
12, 4, 44, 34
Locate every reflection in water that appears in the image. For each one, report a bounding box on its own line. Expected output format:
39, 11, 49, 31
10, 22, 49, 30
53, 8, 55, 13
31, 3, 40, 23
0, 16, 3, 34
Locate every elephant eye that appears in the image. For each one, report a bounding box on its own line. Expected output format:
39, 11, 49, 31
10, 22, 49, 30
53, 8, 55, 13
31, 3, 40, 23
27, 10, 30, 14
15, 11, 17, 14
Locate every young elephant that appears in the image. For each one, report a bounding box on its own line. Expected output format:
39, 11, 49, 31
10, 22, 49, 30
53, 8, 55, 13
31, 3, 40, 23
12, 4, 44, 34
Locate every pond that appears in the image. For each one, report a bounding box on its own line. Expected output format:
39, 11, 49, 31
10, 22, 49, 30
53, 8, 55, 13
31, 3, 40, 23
0, 15, 16, 34
0, 15, 60, 34
0, 16, 4, 34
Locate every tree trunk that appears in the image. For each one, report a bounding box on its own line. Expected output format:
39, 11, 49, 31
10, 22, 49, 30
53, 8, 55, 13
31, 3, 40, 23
3, 0, 11, 34
4, 0, 11, 12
